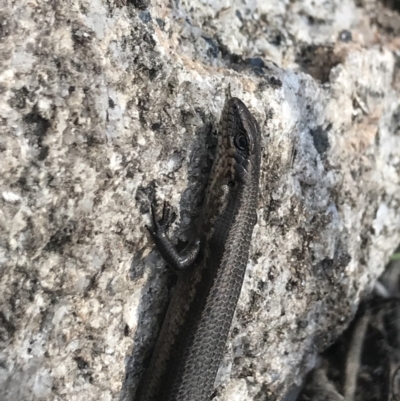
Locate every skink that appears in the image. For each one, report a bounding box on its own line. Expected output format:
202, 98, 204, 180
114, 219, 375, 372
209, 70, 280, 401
136, 96, 262, 401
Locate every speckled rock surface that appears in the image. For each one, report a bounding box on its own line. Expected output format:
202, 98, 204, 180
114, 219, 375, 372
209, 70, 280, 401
0, 0, 399, 400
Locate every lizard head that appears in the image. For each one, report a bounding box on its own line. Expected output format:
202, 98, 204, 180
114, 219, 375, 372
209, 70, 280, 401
219, 96, 261, 186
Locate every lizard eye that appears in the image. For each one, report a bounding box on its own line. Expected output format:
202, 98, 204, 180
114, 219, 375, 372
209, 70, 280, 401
234, 133, 248, 151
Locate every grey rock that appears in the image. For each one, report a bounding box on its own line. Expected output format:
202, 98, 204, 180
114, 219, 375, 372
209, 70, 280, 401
0, 1, 399, 401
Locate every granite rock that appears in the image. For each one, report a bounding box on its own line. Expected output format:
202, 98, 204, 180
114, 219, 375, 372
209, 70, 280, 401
0, 0, 400, 400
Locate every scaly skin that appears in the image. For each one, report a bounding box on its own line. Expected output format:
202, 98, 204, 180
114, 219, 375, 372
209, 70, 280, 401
136, 97, 261, 401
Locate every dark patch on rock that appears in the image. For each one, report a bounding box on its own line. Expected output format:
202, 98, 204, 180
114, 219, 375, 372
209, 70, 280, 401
74, 356, 93, 383
0, 16, 11, 38
74, 356, 89, 370
202, 36, 219, 59
135, 180, 156, 214
71, 24, 95, 46
139, 10, 152, 23
296, 45, 342, 83
142, 31, 156, 49
129, 0, 149, 10
44, 220, 77, 253
373, 1, 400, 35
242, 57, 268, 76
310, 125, 331, 156
38, 145, 49, 161
0, 311, 16, 341
217, 40, 270, 76
9, 86, 29, 109
338, 29, 352, 42
151, 122, 161, 131
156, 18, 165, 30
314, 257, 334, 278
313, 240, 351, 283
24, 108, 51, 140
267, 28, 285, 46
269, 76, 283, 88
24, 106, 51, 160
235, 10, 243, 22
379, 0, 400, 13
392, 106, 400, 134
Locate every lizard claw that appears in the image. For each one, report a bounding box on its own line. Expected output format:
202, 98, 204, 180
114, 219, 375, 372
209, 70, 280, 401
161, 201, 171, 227
147, 200, 172, 237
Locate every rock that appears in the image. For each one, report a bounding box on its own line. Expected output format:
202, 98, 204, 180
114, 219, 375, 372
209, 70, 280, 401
0, 1, 399, 400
